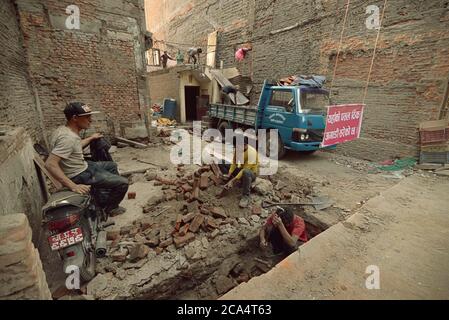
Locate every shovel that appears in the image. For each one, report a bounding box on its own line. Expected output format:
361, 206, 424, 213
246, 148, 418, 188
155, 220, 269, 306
262, 196, 333, 211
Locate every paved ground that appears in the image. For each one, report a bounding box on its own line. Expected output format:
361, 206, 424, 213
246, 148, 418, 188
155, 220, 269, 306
222, 174, 449, 300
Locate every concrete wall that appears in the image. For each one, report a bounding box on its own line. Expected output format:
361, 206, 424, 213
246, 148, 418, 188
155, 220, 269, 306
144, 0, 449, 161
0, 213, 52, 300
148, 67, 181, 120
0, 127, 47, 245
13, 0, 149, 140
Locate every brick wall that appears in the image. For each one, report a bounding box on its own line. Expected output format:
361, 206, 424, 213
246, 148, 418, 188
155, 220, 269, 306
146, 0, 449, 161
0, 0, 45, 143
0, 213, 52, 300
13, 0, 149, 141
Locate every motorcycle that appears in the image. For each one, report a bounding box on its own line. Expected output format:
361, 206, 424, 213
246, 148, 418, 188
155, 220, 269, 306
42, 189, 114, 282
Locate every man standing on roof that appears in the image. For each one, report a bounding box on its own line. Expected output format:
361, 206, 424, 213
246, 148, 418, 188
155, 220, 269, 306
161, 51, 175, 68
187, 47, 203, 65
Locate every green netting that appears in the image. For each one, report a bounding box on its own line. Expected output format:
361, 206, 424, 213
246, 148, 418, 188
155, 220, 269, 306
377, 157, 417, 171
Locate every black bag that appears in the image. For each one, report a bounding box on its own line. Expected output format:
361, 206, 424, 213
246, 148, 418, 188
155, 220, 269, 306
90, 137, 113, 162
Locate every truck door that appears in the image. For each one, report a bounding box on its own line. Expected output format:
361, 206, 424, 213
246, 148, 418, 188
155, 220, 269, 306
262, 88, 300, 148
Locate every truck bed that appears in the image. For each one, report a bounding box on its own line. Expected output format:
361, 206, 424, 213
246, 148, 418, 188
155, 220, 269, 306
209, 103, 258, 127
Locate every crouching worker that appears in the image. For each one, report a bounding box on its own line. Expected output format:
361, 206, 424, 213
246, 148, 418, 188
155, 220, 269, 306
45, 102, 129, 216
259, 207, 308, 256
220, 135, 259, 208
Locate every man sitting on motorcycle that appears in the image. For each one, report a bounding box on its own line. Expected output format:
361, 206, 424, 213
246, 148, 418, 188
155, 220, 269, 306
45, 102, 129, 216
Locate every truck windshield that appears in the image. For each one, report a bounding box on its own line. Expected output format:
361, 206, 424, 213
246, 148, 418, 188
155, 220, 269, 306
300, 89, 330, 114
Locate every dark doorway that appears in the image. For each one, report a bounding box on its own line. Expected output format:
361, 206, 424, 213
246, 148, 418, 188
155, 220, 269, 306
185, 86, 200, 121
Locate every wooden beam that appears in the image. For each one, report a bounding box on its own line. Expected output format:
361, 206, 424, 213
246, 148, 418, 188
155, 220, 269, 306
33, 154, 63, 190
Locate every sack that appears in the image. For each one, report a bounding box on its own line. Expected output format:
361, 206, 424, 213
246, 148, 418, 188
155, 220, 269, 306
90, 138, 113, 162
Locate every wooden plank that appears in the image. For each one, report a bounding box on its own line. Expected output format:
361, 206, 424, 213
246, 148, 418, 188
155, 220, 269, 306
206, 31, 218, 68
33, 154, 63, 190
439, 75, 449, 120
210, 69, 250, 105
116, 137, 148, 148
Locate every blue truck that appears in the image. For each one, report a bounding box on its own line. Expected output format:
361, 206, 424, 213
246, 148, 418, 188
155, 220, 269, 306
208, 79, 336, 159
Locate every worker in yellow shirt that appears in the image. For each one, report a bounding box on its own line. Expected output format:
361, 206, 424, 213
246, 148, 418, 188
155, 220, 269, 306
220, 135, 259, 208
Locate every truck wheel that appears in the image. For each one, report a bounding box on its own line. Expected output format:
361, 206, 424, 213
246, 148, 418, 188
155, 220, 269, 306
218, 121, 231, 141
266, 133, 286, 159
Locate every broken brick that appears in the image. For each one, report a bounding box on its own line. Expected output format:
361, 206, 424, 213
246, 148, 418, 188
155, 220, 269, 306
146, 237, 160, 248
184, 200, 200, 213
181, 184, 193, 193
154, 181, 163, 186
154, 247, 164, 255
209, 228, 220, 239
129, 227, 139, 237
157, 177, 175, 185
175, 214, 183, 231
160, 237, 174, 248
200, 206, 211, 215
209, 173, 221, 185
174, 232, 195, 248
164, 190, 176, 201
252, 206, 262, 216
211, 207, 227, 219
182, 212, 197, 224
111, 249, 128, 262
189, 214, 205, 233
159, 229, 167, 242
200, 175, 209, 190
138, 218, 153, 231
179, 223, 190, 237
106, 230, 120, 241
120, 225, 133, 235
210, 163, 221, 178
205, 217, 219, 230
129, 244, 150, 262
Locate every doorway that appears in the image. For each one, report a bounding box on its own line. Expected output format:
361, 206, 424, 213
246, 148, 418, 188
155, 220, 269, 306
185, 86, 200, 121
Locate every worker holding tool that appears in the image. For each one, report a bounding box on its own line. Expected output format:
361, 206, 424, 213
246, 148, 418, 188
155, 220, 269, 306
219, 135, 259, 208
259, 206, 308, 256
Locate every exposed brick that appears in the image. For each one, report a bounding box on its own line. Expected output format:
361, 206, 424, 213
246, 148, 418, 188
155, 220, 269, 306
160, 237, 174, 248
182, 212, 197, 224
174, 232, 196, 248
189, 214, 205, 233
200, 175, 209, 190
211, 207, 227, 219
179, 223, 190, 237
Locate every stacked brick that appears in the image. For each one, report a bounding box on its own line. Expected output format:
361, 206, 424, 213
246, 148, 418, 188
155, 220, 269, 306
418, 120, 449, 164
0, 214, 51, 300
0, 214, 52, 300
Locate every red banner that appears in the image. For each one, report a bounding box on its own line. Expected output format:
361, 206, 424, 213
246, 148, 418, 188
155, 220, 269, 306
321, 104, 365, 147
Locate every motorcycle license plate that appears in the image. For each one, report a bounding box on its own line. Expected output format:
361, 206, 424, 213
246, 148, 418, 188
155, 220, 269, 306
48, 228, 83, 251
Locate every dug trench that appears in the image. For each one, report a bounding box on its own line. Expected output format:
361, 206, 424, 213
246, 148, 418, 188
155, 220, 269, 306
70, 161, 338, 300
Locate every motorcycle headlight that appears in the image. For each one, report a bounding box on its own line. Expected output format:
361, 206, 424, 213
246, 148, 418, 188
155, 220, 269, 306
301, 134, 306, 141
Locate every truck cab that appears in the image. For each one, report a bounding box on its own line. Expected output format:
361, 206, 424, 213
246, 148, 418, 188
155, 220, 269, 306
257, 81, 336, 154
